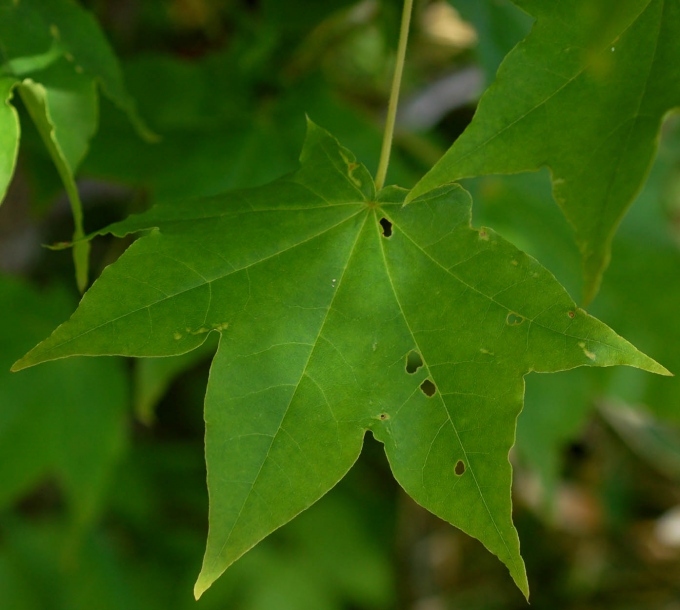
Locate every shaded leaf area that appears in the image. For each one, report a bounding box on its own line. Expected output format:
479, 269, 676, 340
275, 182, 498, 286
0, 275, 128, 530
134, 334, 218, 425
0, 75, 20, 202
82, 52, 419, 203
15, 124, 665, 598
465, 121, 680, 497
0, 0, 151, 191
0, 0, 150, 141
412, 0, 680, 303
0, 0, 151, 288
0, 421, 397, 610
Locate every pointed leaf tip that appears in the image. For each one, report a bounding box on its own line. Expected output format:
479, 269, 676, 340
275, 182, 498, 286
193, 579, 207, 601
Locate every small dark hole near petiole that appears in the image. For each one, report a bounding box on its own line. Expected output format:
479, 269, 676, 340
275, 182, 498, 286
379, 217, 393, 237
455, 460, 465, 475
420, 379, 436, 397
406, 350, 424, 374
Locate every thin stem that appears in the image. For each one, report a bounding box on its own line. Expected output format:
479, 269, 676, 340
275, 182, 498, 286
375, 0, 414, 191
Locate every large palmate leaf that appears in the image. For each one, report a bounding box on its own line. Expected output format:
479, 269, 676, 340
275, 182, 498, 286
411, 0, 680, 303
14, 123, 668, 599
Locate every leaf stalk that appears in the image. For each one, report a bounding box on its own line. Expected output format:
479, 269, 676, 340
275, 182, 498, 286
375, 0, 413, 191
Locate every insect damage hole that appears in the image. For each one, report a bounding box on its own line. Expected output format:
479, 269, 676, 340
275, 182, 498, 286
420, 379, 436, 397
506, 312, 524, 326
379, 217, 393, 237
455, 460, 466, 476
406, 350, 424, 374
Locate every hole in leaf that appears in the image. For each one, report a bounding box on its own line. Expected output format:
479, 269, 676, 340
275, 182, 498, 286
406, 350, 423, 374
379, 413, 389, 421
379, 217, 393, 237
420, 379, 436, 397
506, 312, 524, 326
455, 460, 465, 476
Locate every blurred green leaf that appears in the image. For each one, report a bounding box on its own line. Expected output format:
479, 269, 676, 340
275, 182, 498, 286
0, 276, 129, 531
0, 76, 20, 203
452, 0, 532, 82
600, 402, 680, 482
0, 0, 151, 138
18, 68, 94, 290
135, 335, 217, 425
83, 51, 418, 202
0, 0, 153, 288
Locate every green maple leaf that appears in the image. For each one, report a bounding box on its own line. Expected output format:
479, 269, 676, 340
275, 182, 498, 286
13, 122, 669, 599
411, 0, 680, 303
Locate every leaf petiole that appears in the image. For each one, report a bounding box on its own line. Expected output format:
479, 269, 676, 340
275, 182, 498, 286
375, 0, 413, 191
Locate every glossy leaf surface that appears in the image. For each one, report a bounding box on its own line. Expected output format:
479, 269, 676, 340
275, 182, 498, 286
14, 124, 668, 599
412, 0, 680, 302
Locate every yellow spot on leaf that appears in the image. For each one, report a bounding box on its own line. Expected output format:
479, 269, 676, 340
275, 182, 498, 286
578, 341, 596, 360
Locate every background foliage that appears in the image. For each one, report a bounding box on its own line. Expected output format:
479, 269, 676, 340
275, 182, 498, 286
1, 0, 680, 608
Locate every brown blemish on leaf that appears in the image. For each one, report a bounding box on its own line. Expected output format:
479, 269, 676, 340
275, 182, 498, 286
339, 150, 362, 187
506, 312, 524, 326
